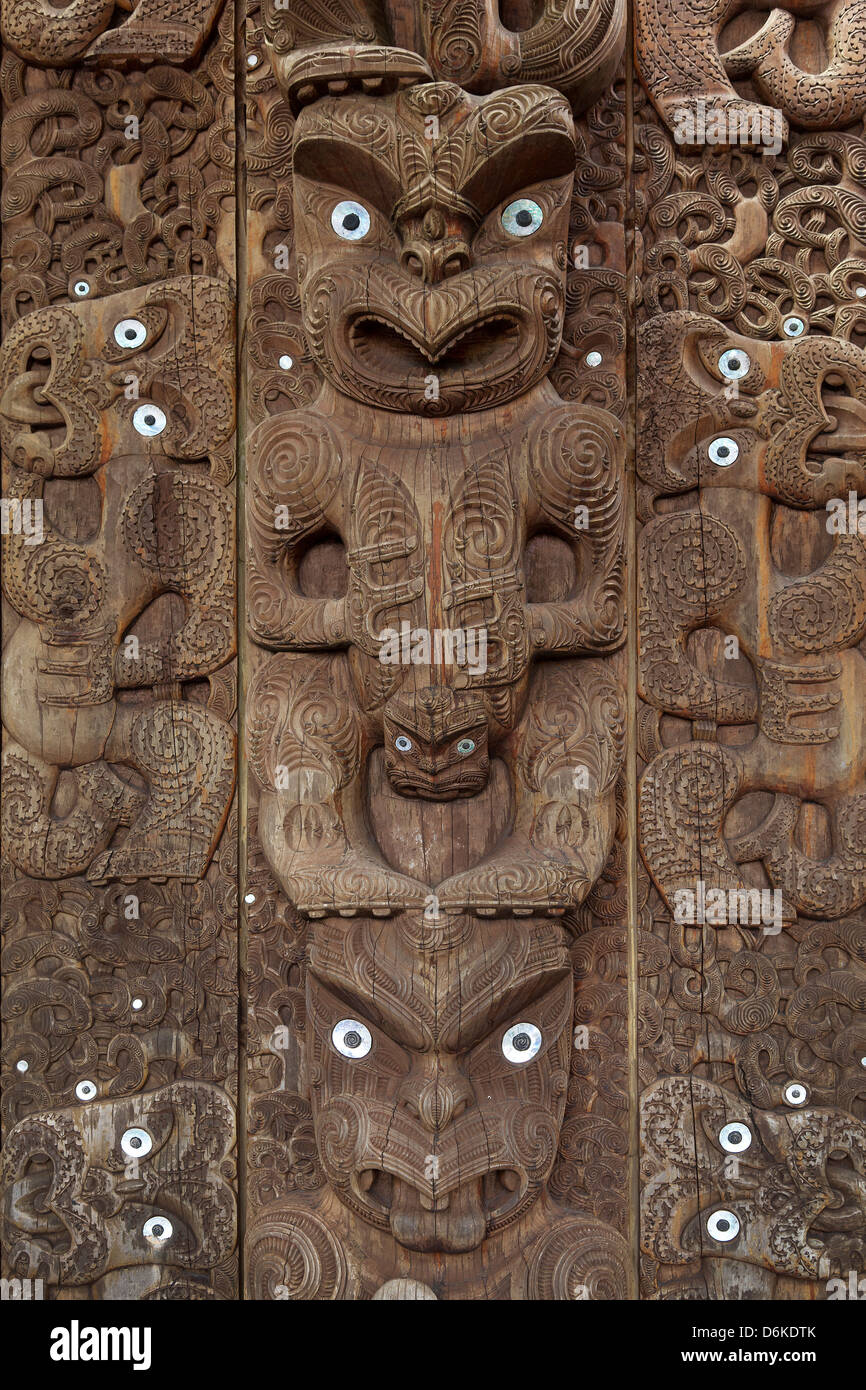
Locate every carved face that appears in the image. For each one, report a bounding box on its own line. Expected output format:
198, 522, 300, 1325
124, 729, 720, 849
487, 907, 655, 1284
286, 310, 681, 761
383, 688, 490, 800
641, 1076, 866, 1278
305, 919, 573, 1252
345, 450, 533, 795
638, 310, 866, 506
292, 83, 575, 414
1, 1082, 236, 1285
0, 277, 234, 476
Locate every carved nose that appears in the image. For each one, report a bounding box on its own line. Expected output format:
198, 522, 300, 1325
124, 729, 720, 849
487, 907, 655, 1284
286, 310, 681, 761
401, 241, 472, 284
399, 1073, 472, 1131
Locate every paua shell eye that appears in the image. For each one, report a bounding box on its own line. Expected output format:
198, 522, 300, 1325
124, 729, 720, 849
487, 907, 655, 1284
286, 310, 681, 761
501, 1023, 542, 1063
121, 1127, 153, 1158
706, 1209, 740, 1242
114, 318, 147, 349
501, 199, 543, 237
133, 404, 167, 436
457, 738, 476, 755
719, 1122, 751, 1153
708, 437, 739, 467
331, 200, 371, 240
332, 1019, 372, 1058
394, 735, 412, 752
718, 348, 750, 379
143, 1216, 173, 1244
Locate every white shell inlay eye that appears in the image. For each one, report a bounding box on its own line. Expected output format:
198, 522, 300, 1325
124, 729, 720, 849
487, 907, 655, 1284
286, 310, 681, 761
395, 735, 412, 752
114, 318, 147, 350
707, 1209, 740, 1242
783, 316, 805, 337
143, 1216, 172, 1244
719, 348, 750, 379
121, 1127, 153, 1158
501, 1023, 542, 1064
73, 280, 90, 297
332, 201, 371, 241
719, 1122, 752, 1153
75, 1079, 97, 1101
709, 437, 739, 467
784, 1081, 808, 1106
501, 198, 544, 237
585, 350, 603, 368
133, 404, 167, 437
332, 1019, 372, 1059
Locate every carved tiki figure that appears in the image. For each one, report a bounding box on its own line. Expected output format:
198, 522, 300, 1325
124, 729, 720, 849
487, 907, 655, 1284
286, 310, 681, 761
248, 80, 626, 921
263, 0, 626, 114
637, 310, 866, 920
0, 276, 236, 882
244, 71, 628, 1266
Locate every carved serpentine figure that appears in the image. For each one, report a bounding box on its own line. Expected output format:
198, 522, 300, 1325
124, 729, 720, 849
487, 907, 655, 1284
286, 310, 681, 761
0, 276, 236, 883
637, 309, 866, 920
635, 0, 866, 140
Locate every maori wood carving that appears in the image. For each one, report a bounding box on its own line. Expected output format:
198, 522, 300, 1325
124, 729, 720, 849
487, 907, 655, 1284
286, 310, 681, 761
633, 7, 865, 1300
0, 2, 239, 1299
1, 0, 863, 1304
243, 6, 631, 1298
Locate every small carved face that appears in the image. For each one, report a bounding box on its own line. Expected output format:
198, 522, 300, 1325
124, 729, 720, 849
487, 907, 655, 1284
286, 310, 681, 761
0, 277, 234, 477
304, 921, 573, 1253
638, 310, 866, 506
641, 1076, 866, 1279
292, 84, 575, 414
1, 1083, 236, 1286
383, 706, 490, 800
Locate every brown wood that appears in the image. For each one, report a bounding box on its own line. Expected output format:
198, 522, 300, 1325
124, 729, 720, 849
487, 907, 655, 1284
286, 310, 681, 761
0, 0, 862, 1304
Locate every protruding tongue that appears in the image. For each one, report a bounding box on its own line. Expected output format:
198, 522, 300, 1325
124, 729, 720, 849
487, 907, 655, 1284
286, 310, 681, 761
390, 1177, 486, 1253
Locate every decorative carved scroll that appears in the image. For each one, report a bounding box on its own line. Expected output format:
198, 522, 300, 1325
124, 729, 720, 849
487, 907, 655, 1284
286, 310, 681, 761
1, 3, 238, 1299
635, 0, 866, 142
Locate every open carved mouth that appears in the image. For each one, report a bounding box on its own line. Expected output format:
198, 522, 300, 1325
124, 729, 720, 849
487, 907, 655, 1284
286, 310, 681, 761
348, 313, 522, 376
356, 1167, 524, 1250
387, 766, 490, 801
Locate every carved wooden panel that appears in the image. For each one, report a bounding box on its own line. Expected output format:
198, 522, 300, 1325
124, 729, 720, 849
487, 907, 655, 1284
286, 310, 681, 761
634, 3, 866, 1299
241, 0, 632, 1299
1, 0, 863, 1305
0, 3, 239, 1299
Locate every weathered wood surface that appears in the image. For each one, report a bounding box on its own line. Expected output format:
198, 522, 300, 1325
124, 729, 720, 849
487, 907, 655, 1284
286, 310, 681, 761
0, 0, 862, 1301
0, 2, 239, 1299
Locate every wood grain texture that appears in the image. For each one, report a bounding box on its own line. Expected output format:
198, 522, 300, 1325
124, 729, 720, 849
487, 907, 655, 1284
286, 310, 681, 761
0, 0, 239, 1299
633, 9, 866, 1299
1, 0, 863, 1303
